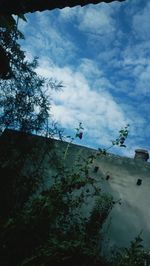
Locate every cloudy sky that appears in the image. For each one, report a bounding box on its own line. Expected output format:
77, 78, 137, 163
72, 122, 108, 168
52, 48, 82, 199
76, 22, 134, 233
18, 0, 150, 158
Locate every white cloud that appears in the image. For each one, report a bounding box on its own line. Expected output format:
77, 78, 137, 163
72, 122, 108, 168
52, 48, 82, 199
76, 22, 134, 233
132, 2, 150, 40
78, 5, 115, 35
35, 11, 77, 62
59, 6, 79, 21
36, 60, 129, 148
17, 1, 150, 156
19, 10, 77, 64
59, 3, 117, 48
121, 40, 150, 96
78, 58, 102, 78
77, 58, 114, 91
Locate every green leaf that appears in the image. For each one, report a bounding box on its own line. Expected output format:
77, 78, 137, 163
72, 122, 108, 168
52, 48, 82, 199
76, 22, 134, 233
0, 15, 16, 30
18, 14, 27, 22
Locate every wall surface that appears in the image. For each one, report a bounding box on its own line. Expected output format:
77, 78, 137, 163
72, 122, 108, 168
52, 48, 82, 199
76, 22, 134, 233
66, 142, 150, 251
1, 129, 150, 252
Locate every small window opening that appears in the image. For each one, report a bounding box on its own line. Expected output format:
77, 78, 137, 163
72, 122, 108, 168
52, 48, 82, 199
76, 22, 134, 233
136, 179, 142, 186
94, 166, 99, 173
106, 175, 110, 180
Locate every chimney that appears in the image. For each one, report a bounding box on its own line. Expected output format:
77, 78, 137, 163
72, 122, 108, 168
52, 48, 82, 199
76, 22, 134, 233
134, 149, 149, 162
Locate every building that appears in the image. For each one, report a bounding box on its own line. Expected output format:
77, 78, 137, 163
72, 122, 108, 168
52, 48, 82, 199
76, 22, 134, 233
0, 128, 150, 254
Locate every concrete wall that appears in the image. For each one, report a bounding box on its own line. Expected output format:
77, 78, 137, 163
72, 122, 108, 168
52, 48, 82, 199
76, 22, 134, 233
93, 154, 150, 252
66, 144, 150, 251
1, 129, 150, 252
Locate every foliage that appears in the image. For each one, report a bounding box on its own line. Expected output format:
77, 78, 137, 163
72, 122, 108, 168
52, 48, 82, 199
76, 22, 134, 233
0, 124, 115, 266
0, 6, 135, 266
0, 14, 26, 79
0, 50, 63, 134
112, 124, 129, 148
98, 124, 130, 155
0, 12, 58, 133
17, 178, 112, 266
0, 100, 132, 266
0, 12, 56, 133
113, 235, 150, 266
63, 122, 84, 160
0, 166, 113, 266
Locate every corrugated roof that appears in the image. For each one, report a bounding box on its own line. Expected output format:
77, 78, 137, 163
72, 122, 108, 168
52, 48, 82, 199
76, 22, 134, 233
0, 0, 126, 15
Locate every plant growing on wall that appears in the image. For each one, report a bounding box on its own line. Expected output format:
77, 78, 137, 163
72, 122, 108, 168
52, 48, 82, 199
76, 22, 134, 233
98, 124, 130, 155
0, 122, 132, 266
0, 123, 120, 266
112, 235, 150, 266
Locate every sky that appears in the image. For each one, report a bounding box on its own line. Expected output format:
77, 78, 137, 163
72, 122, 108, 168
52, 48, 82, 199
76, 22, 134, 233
18, 0, 150, 158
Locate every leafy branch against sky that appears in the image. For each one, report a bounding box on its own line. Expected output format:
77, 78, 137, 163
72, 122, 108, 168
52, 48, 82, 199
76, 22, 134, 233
18, 0, 150, 157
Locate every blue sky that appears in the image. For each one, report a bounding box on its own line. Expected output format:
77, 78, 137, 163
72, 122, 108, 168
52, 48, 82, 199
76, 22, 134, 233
18, 0, 150, 158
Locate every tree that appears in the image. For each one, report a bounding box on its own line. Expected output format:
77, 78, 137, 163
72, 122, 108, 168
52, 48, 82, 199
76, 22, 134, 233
0, 59, 62, 134
0, 63, 46, 133
0, 121, 131, 266
0, 22, 62, 133
0, 7, 63, 132
0, 17, 26, 79
1, 0, 126, 15
0, 126, 114, 266
0, 0, 126, 79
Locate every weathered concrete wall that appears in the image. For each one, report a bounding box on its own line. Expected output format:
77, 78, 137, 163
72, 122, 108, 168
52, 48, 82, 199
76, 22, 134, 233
1, 129, 150, 252
65, 144, 150, 251
92, 154, 150, 252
